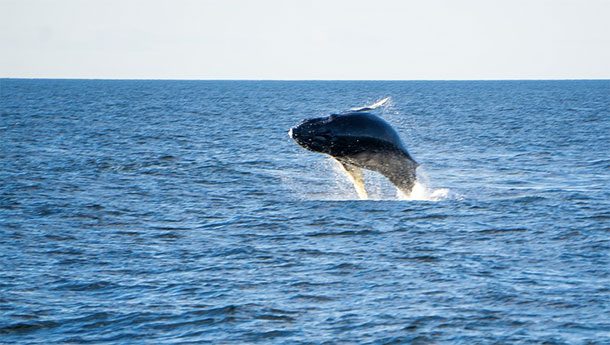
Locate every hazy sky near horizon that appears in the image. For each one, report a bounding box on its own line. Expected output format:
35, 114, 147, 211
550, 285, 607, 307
1, 0, 609, 79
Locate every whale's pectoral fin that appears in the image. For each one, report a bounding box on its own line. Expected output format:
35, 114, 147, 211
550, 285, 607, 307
337, 161, 368, 200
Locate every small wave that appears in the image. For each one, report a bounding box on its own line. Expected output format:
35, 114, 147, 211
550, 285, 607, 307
477, 227, 528, 234
244, 330, 296, 342
291, 294, 334, 302
306, 229, 379, 237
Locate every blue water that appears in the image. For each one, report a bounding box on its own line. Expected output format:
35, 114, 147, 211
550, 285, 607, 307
1, 79, 609, 344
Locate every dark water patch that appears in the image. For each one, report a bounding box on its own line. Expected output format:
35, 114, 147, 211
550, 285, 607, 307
401, 213, 452, 221
403, 315, 448, 331
0, 320, 60, 335
158, 155, 177, 161
194, 305, 241, 316
43, 234, 77, 241
149, 225, 192, 231
55, 280, 119, 292
255, 314, 296, 322
330, 262, 362, 270
581, 213, 610, 221
154, 232, 185, 240
146, 317, 218, 331
289, 281, 342, 288
509, 195, 549, 203
478, 227, 528, 234
396, 255, 440, 263
291, 248, 347, 257
243, 329, 297, 342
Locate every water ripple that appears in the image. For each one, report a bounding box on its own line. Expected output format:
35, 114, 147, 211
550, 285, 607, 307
1, 79, 609, 344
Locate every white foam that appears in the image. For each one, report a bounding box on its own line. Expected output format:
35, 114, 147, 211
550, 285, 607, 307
397, 180, 450, 201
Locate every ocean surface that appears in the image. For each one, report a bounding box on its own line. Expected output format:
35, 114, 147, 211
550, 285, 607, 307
1, 79, 609, 344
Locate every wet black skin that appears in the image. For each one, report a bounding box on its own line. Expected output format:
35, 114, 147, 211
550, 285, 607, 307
289, 111, 419, 193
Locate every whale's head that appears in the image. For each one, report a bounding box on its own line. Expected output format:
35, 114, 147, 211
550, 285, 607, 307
289, 115, 339, 154
289, 112, 407, 157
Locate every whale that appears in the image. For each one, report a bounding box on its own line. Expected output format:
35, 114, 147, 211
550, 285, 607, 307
289, 98, 418, 199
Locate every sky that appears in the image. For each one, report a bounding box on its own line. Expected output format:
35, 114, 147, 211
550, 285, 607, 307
1, 0, 609, 80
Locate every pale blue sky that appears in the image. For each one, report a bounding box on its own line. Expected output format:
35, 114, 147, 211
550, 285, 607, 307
1, 0, 609, 79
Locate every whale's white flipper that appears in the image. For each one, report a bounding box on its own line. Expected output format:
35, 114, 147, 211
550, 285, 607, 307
337, 160, 368, 200
350, 97, 390, 112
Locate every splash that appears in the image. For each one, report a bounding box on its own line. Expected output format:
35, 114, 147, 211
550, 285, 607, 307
282, 157, 453, 202
397, 180, 450, 201
329, 160, 451, 202
286, 96, 453, 202
397, 168, 452, 201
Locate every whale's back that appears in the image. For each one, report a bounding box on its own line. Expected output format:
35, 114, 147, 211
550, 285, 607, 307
332, 112, 401, 142
331, 112, 408, 153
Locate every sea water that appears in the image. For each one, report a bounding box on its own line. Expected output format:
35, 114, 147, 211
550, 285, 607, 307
1, 79, 609, 343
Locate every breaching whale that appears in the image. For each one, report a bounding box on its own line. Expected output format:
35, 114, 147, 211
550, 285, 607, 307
289, 98, 418, 199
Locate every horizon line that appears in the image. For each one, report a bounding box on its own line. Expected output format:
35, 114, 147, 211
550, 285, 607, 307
2, 77, 610, 82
